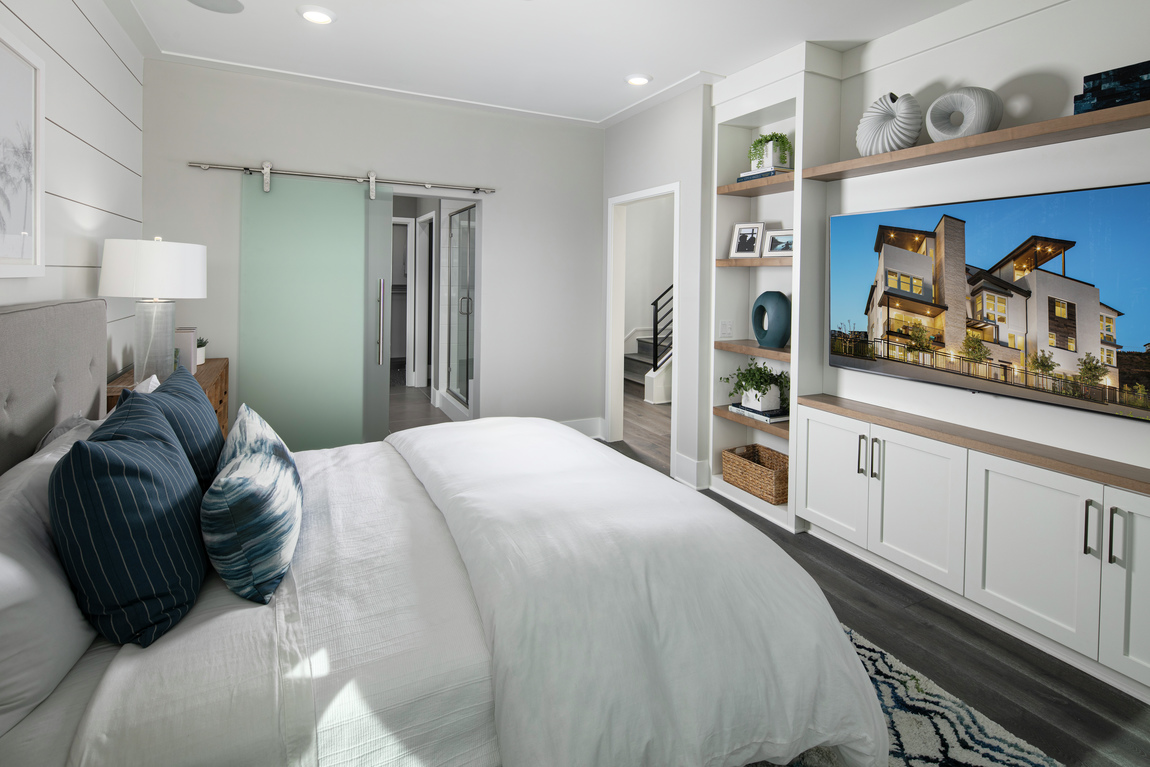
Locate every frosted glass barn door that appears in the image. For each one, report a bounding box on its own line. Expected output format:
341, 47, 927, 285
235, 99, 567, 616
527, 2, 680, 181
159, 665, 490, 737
240, 174, 392, 450
448, 205, 475, 405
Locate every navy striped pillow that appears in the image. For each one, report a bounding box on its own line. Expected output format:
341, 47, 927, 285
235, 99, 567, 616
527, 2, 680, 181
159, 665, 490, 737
202, 405, 302, 603
49, 395, 207, 647
119, 366, 224, 493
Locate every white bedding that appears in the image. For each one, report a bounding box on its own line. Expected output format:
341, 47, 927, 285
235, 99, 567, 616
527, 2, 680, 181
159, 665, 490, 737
55, 441, 498, 767
387, 418, 887, 767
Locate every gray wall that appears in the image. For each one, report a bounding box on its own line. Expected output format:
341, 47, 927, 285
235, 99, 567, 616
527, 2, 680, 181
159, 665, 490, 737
144, 60, 604, 426
0, 0, 143, 375
605, 85, 713, 485
623, 195, 674, 338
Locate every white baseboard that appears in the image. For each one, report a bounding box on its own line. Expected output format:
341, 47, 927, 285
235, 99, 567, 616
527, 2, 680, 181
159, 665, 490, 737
435, 391, 470, 422
562, 417, 606, 440
804, 523, 1150, 706
671, 451, 707, 489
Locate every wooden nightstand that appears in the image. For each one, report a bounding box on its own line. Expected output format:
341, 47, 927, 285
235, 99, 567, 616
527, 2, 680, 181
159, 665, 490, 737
107, 359, 230, 437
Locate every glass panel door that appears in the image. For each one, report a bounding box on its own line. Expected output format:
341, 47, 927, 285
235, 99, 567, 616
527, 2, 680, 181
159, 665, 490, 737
448, 206, 475, 405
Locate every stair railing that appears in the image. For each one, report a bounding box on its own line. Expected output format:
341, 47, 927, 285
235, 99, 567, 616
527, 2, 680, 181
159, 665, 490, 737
650, 284, 673, 372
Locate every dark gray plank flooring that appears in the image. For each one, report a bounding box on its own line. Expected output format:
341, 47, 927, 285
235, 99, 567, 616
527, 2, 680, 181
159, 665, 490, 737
603, 379, 671, 475
389, 362, 452, 433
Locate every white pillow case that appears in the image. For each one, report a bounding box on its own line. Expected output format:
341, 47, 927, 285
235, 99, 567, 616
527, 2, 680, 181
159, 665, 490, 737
0, 425, 99, 738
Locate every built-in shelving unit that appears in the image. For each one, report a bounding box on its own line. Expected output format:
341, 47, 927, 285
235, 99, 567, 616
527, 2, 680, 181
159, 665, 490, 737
716, 171, 796, 197
803, 100, 1150, 182
712, 406, 789, 439
714, 340, 790, 362
716, 256, 793, 267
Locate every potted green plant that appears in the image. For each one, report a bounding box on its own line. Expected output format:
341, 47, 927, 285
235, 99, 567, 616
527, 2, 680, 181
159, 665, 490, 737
196, 337, 209, 366
720, 359, 790, 412
747, 132, 794, 171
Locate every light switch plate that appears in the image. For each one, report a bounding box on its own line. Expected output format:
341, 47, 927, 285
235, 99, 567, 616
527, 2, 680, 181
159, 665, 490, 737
719, 320, 733, 338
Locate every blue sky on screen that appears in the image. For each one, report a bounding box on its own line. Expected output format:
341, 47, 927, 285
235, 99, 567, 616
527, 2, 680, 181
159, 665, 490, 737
829, 183, 1150, 351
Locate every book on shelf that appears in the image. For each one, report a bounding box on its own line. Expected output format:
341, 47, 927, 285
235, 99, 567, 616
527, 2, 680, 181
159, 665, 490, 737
728, 403, 789, 423
737, 169, 790, 182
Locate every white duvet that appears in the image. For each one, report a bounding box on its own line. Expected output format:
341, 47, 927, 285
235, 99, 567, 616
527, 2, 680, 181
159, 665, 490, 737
387, 418, 886, 767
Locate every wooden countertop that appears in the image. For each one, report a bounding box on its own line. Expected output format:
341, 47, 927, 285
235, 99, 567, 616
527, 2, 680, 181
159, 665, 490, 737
797, 394, 1150, 497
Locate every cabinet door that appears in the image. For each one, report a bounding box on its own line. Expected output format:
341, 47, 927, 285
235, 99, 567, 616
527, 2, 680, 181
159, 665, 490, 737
867, 426, 967, 592
1100, 486, 1150, 686
965, 452, 1104, 658
796, 408, 869, 547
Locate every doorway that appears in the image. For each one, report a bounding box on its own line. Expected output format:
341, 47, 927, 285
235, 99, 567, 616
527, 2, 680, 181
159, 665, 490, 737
605, 184, 679, 475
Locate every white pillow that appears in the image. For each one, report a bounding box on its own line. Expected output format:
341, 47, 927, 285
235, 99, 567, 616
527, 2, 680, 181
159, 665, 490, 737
0, 428, 99, 738
35, 414, 100, 453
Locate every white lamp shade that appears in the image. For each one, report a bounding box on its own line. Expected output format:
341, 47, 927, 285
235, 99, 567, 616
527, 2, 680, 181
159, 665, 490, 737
99, 239, 207, 299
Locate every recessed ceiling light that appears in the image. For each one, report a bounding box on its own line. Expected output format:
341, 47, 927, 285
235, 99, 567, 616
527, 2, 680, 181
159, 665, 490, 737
626, 74, 652, 86
186, 0, 244, 12
298, 5, 336, 24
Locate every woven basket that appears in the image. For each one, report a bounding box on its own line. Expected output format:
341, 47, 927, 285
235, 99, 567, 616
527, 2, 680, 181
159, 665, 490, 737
721, 444, 788, 505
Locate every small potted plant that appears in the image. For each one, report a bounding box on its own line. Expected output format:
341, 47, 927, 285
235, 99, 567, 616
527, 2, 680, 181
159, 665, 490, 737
196, 337, 209, 365
748, 132, 794, 171
720, 359, 790, 412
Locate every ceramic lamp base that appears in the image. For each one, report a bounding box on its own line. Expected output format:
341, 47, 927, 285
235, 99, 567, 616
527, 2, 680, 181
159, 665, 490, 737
134, 299, 175, 385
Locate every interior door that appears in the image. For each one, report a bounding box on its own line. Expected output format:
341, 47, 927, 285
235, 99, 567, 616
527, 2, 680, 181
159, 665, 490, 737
240, 174, 392, 450
447, 205, 475, 405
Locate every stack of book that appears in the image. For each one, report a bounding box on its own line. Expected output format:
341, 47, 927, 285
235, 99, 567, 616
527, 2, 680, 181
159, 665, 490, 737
1073, 59, 1150, 114
737, 166, 792, 183
728, 403, 789, 424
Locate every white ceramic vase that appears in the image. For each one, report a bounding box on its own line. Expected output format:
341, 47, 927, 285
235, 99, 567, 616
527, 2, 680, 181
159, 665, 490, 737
855, 92, 922, 157
196, 346, 206, 365
926, 86, 1004, 142
742, 389, 781, 412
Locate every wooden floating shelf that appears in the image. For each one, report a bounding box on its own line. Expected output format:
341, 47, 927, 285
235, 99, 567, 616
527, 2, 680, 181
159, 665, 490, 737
713, 405, 790, 439
716, 256, 793, 267
715, 340, 790, 362
804, 101, 1150, 182
717, 171, 795, 197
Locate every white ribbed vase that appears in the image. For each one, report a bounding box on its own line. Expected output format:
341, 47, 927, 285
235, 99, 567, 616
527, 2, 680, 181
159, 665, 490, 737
926, 86, 1004, 142
856, 92, 922, 157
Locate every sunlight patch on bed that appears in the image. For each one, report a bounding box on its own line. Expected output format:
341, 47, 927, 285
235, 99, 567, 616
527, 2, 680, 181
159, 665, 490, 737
287, 647, 330, 679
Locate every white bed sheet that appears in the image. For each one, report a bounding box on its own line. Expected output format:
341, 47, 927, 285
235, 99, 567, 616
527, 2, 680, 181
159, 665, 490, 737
56, 441, 498, 767
388, 418, 887, 767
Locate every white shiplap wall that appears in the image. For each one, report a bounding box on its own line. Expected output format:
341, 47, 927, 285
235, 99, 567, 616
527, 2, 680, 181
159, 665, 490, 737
0, 0, 142, 375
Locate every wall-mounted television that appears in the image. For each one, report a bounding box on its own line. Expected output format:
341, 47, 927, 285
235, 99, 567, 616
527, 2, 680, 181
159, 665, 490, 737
829, 182, 1150, 421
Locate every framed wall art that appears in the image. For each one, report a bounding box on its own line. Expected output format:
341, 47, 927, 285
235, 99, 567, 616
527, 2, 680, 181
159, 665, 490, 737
0, 23, 44, 279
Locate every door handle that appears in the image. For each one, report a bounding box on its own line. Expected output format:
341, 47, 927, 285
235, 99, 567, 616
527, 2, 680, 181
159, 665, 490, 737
870, 437, 880, 480
857, 434, 866, 475
1109, 506, 1119, 565
1083, 500, 1093, 555
378, 278, 385, 366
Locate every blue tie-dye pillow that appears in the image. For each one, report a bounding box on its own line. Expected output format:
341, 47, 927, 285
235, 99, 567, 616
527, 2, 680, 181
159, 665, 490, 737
201, 405, 302, 603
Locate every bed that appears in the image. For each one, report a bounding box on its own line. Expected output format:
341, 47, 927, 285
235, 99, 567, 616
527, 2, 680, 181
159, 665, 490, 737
0, 300, 886, 767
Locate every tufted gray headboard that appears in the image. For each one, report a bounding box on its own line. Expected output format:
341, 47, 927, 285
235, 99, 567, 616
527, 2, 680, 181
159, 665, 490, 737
0, 299, 107, 476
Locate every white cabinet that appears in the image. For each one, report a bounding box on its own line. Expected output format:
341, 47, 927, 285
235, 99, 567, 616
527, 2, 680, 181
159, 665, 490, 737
796, 408, 967, 590
1100, 486, 1150, 687
965, 452, 1104, 658
796, 409, 870, 545
867, 425, 967, 593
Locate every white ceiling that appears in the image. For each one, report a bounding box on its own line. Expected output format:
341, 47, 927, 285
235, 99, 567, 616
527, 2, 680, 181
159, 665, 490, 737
127, 0, 968, 123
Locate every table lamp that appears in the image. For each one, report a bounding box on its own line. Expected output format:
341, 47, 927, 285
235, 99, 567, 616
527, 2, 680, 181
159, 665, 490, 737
99, 237, 207, 385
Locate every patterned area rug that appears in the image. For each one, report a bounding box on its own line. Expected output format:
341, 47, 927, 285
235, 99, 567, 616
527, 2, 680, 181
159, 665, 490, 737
776, 627, 1062, 767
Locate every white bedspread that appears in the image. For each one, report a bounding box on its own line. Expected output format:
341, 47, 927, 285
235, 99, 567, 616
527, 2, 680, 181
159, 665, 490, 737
388, 418, 886, 767
61, 441, 498, 767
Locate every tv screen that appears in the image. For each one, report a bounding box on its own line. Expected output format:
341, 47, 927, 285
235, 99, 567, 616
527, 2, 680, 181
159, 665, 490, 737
829, 182, 1150, 421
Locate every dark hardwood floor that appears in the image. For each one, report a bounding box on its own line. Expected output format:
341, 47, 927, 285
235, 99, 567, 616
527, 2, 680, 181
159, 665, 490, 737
389, 361, 452, 433
603, 379, 672, 475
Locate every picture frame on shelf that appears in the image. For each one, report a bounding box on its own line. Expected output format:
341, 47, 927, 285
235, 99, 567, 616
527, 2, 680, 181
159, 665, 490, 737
729, 222, 766, 258
0, 23, 44, 279
765, 230, 794, 253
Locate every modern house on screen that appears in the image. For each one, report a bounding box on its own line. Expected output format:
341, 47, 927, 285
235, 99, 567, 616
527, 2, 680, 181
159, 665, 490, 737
864, 217, 1121, 388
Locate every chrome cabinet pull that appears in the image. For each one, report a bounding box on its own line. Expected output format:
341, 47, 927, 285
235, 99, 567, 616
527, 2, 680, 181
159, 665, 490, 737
870, 437, 880, 480
857, 434, 866, 475
1083, 500, 1093, 555
1109, 506, 1119, 565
